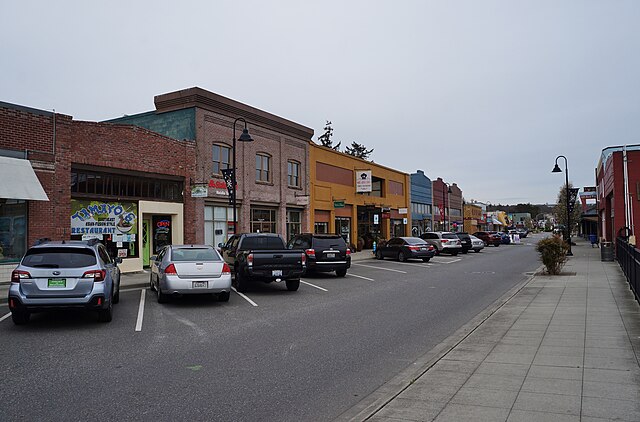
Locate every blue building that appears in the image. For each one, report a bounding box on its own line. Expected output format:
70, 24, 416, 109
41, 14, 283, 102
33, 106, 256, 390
410, 170, 433, 236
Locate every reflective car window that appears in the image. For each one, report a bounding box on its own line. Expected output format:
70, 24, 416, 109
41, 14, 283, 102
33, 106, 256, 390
313, 237, 345, 249
22, 248, 97, 268
442, 233, 459, 239
171, 248, 220, 262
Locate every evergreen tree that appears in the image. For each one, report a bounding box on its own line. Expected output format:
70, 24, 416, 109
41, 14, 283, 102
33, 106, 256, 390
317, 120, 340, 150
344, 141, 374, 160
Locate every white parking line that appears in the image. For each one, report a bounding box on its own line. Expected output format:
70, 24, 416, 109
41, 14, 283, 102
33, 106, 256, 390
441, 259, 462, 264
135, 289, 146, 332
121, 287, 145, 293
346, 273, 375, 281
0, 312, 10, 323
353, 263, 407, 274
231, 287, 258, 307
300, 280, 328, 291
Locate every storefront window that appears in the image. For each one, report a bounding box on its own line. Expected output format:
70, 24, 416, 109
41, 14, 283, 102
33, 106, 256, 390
314, 222, 328, 234
205, 205, 233, 247
251, 208, 276, 233
70, 199, 139, 259
335, 217, 351, 244
0, 199, 27, 263
286, 209, 302, 240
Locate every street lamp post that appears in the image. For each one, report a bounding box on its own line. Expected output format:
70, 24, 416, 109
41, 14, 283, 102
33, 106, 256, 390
232, 118, 254, 234
552, 155, 573, 256
441, 182, 452, 231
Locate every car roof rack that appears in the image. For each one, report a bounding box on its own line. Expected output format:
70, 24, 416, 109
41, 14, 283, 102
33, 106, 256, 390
32, 238, 51, 246
85, 238, 102, 246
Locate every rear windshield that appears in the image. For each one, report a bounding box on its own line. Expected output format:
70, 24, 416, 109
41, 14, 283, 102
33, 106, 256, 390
405, 237, 427, 245
313, 237, 346, 250
22, 247, 97, 268
241, 236, 285, 250
442, 233, 459, 239
171, 248, 220, 262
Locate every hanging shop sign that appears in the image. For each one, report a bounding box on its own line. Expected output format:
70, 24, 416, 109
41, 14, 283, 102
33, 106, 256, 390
356, 170, 372, 193
71, 200, 138, 236
333, 200, 345, 208
399, 208, 408, 215
191, 186, 208, 198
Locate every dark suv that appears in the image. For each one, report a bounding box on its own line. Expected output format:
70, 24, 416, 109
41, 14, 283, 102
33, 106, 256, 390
454, 232, 472, 254
288, 234, 351, 277
8, 239, 121, 325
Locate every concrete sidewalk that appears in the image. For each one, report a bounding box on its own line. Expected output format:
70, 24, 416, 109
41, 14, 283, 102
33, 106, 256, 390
339, 238, 640, 422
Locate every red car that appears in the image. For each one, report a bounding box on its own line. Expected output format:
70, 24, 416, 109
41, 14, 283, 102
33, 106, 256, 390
472, 231, 501, 247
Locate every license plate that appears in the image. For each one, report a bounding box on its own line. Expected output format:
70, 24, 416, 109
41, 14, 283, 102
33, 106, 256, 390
326, 253, 335, 258
192, 281, 207, 288
48, 278, 66, 288
272, 270, 283, 277
421, 248, 427, 251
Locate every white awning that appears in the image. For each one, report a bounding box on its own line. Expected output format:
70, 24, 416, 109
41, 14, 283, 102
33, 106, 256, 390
0, 156, 49, 201
491, 217, 503, 225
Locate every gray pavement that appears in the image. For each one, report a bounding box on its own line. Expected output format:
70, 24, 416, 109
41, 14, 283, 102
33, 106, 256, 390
339, 237, 640, 422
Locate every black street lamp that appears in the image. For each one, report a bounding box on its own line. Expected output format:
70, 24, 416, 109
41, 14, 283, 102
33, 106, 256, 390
552, 155, 573, 256
441, 182, 452, 231
232, 118, 254, 234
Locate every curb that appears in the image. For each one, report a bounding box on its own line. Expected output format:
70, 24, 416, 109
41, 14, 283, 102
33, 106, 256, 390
334, 264, 544, 422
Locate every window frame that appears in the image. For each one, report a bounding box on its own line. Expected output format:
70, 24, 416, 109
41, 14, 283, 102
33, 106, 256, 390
256, 153, 271, 183
212, 143, 231, 176
287, 160, 300, 188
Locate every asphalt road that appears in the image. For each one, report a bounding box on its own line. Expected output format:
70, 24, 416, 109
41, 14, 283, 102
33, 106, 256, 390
0, 234, 542, 421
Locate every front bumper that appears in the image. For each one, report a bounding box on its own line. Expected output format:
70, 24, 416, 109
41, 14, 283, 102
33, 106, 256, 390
160, 274, 232, 295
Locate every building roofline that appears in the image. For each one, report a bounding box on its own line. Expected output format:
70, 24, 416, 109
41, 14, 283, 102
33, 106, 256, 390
309, 142, 409, 177
0, 101, 68, 118
154, 87, 314, 140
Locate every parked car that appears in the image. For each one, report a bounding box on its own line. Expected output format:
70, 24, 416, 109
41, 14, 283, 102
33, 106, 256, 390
516, 228, 528, 238
494, 231, 511, 244
375, 237, 436, 262
419, 232, 463, 255
472, 231, 501, 247
287, 233, 351, 277
454, 232, 472, 254
8, 239, 121, 325
150, 244, 232, 303
469, 234, 485, 252
220, 233, 306, 292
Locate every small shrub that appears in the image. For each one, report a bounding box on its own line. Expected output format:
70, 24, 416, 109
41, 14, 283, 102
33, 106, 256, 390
535, 236, 569, 275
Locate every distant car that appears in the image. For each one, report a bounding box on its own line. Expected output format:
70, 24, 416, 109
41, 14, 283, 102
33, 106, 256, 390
150, 245, 232, 303
469, 235, 485, 252
419, 232, 463, 255
494, 232, 511, 244
375, 237, 435, 262
472, 231, 501, 247
516, 228, 528, 238
288, 233, 351, 277
8, 239, 122, 325
454, 232, 472, 254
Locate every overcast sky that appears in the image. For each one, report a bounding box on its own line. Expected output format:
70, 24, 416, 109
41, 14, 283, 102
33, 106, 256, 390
2, 1, 639, 204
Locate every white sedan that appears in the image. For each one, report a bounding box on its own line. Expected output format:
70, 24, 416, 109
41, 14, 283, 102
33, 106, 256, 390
469, 235, 485, 253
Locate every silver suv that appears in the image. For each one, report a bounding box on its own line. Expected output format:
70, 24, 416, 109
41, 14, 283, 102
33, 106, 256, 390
8, 239, 121, 325
419, 232, 463, 256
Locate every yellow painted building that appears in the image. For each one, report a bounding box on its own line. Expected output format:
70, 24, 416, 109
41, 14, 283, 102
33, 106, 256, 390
309, 143, 411, 250
463, 203, 483, 233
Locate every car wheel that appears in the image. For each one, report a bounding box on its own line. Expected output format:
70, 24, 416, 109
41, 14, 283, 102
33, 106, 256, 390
11, 310, 30, 325
235, 271, 249, 293
375, 250, 383, 260
336, 269, 347, 277
286, 279, 300, 291
422, 257, 430, 262
97, 295, 113, 322
452, 252, 458, 256
475, 249, 480, 253
157, 284, 169, 303
112, 278, 120, 304
217, 291, 230, 302
495, 244, 500, 247
398, 251, 407, 262
149, 273, 156, 292
462, 250, 468, 254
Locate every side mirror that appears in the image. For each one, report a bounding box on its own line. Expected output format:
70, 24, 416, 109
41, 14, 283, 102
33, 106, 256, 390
115, 257, 123, 264
150, 255, 157, 262
218, 243, 223, 249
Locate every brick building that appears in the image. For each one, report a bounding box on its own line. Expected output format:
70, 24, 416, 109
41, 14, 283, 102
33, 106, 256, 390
432, 178, 464, 232
596, 144, 640, 246
0, 101, 196, 275
109, 87, 314, 246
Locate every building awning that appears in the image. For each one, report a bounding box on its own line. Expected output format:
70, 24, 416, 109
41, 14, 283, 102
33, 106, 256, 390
491, 217, 503, 225
0, 156, 49, 201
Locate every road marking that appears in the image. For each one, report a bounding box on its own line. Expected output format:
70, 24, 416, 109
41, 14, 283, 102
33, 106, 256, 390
0, 312, 10, 323
353, 263, 407, 274
121, 287, 145, 293
135, 289, 146, 332
232, 287, 258, 307
300, 280, 328, 291
441, 259, 462, 264
346, 273, 375, 281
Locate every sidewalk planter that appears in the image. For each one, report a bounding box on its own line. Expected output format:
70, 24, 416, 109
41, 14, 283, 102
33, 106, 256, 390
535, 236, 569, 275
601, 241, 614, 261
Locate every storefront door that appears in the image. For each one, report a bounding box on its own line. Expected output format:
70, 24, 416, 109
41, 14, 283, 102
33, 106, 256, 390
335, 217, 351, 244
143, 219, 151, 266
152, 215, 172, 253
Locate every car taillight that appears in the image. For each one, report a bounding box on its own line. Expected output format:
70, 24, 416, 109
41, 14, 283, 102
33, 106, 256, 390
11, 270, 31, 283
222, 263, 231, 275
82, 269, 106, 282
442, 239, 449, 243
346, 249, 351, 256
305, 248, 316, 258
301, 252, 307, 266
164, 264, 177, 274
429, 245, 435, 251
247, 253, 254, 267
408, 246, 421, 251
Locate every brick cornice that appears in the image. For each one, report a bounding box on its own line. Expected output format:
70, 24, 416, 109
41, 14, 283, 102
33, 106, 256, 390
154, 87, 314, 141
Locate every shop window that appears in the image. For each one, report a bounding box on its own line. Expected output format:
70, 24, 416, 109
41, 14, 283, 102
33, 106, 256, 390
314, 222, 328, 234
0, 199, 27, 264
256, 154, 271, 182
286, 210, 301, 240
212, 144, 231, 175
288, 160, 300, 187
251, 208, 276, 233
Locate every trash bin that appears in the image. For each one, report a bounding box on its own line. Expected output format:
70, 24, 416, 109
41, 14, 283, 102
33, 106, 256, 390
589, 234, 598, 247
601, 241, 614, 261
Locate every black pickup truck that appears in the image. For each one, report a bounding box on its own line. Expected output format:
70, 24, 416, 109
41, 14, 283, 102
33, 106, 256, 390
219, 233, 306, 293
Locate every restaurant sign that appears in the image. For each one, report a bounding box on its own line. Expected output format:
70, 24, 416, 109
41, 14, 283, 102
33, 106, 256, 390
71, 200, 138, 235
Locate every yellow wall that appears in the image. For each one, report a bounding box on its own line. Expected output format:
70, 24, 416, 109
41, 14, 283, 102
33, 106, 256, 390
464, 203, 483, 233
309, 143, 411, 246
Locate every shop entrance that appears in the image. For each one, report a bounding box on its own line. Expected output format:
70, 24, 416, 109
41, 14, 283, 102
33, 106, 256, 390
357, 206, 382, 249
335, 217, 351, 245
143, 219, 151, 266
152, 215, 172, 254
